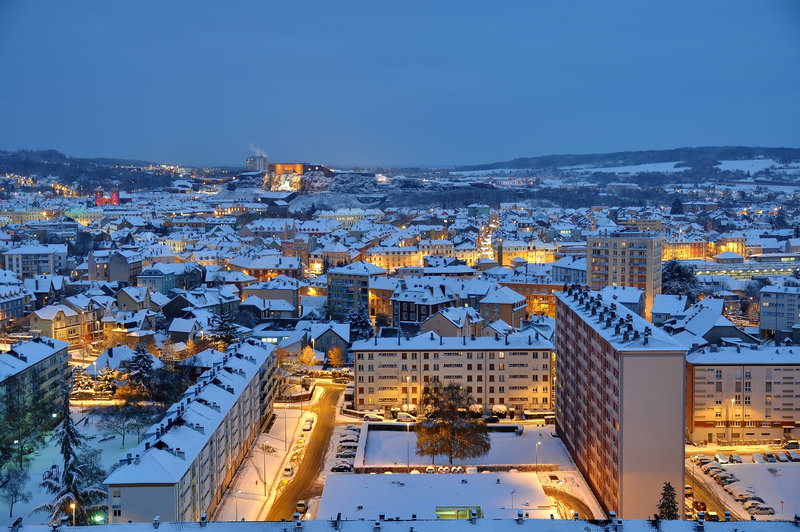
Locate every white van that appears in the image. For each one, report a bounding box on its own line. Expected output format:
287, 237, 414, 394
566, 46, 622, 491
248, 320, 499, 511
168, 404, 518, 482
363, 413, 384, 422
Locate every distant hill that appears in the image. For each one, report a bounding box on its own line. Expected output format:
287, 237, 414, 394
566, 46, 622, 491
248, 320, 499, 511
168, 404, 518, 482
454, 146, 800, 173
0, 149, 155, 168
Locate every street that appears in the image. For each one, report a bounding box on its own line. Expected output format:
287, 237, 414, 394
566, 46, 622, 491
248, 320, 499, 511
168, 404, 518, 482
265, 383, 344, 521
685, 464, 736, 520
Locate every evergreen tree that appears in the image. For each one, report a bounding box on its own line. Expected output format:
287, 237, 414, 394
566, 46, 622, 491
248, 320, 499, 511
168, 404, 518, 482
661, 259, 701, 303
657, 481, 679, 520
670, 197, 684, 215
127, 344, 154, 388
34, 388, 107, 525
348, 303, 374, 341
209, 311, 242, 350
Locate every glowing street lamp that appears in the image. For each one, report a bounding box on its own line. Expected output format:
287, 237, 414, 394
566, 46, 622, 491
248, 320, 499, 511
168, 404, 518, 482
70, 503, 76, 526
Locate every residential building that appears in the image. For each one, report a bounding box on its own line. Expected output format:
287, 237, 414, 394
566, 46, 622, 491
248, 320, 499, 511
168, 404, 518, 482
327, 261, 387, 320
88, 250, 143, 285
586, 230, 664, 316
555, 288, 686, 519
105, 341, 277, 522
479, 286, 526, 328
351, 331, 554, 414
420, 307, 484, 338
686, 343, 799, 444
0, 283, 32, 329
3, 244, 68, 278
760, 285, 800, 340
551, 256, 587, 286
0, 336, 71, 419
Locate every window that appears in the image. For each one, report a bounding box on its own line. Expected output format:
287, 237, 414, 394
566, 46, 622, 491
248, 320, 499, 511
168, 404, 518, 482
715, 370, 722, 379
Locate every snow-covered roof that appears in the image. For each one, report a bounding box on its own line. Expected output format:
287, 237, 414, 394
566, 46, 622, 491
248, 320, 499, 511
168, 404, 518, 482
687, 343, 799, 365
0, 336, 69, 381
352, 330, 552, 352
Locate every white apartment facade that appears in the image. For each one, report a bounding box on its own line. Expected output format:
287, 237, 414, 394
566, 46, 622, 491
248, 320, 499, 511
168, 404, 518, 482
351, 332, 554, 414
759, 285, 800, 340
686, 344, 799, 444
104, 341, 277, 523
555, 288, 686, 519
3, 244, 68, 278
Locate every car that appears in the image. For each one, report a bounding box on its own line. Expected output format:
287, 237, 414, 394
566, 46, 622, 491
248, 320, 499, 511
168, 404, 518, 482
783, 440, 799, 450
296, 501, 308, 514
482, 416, 500, 424
752, 453, 765, 463
717, 476, 737, 486
691, 454, 712, 465
743, 499, 766, 510
706, 512, 720, 522
728, 454, 743, 464
437, 466, 451, 474
302, 420, 313, 431
788, 450, 800, 462
339, 436, 359, 443
410, 469, 421, 474
331, 464, 352, 472
684, 485, 694, 497
749, 506, 775, 516
336, 450, 356, 458
701, 462, 722, 473
452, 466, 465, 474
397, 412, 417, 422
693, 501, 707, 512
363, 413, 384, 422
763, 452, 777, 463
775, 451, 789, 462
345, 425, 361, 432
333, 377, 349, 384
282, 466, 294, 477
425, 466, 436, 474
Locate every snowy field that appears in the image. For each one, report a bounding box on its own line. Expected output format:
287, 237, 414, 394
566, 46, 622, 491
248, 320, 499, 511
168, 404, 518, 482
2, 407, 141, 526
716, 159, 779, 173
361, 425, 572, 468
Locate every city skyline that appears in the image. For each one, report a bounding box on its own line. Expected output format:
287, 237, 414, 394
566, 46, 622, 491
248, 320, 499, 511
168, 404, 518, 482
2, 1, 799, 168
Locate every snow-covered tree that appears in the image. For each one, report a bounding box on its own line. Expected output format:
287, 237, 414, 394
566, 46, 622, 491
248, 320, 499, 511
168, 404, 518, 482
657, 481, 679, 520
34, 389, 107, 525
126, 344, 154, 388
96, 368, 122, 396
209, 311, 242, 350
661, 259, 701, 303
348, 304, 374, 341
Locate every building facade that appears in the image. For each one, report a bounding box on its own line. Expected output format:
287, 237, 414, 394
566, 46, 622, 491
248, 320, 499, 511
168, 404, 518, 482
555, 288, 686, 519
586, 231, 664, 317
351, 332, 554, 415
3, 244, 68, 278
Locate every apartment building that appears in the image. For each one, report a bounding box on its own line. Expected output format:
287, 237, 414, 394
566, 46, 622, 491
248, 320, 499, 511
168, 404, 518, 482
0, 283, 32, 329
351, 331, 554, 414
105, 340, 277, 523
3, 244, 68, 278
327, 261, 387, 320
87, 250, 143, 285
0, 336, 71, 419
686, 343, 799, 444
759, 285, 800, 340
555, 288, 686, 519
586, 230, 664, 316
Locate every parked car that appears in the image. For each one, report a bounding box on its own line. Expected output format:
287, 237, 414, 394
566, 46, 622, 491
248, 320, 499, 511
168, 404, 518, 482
743, 499, 766, 510
425, 466, 436, 474
345, 424, 361, 432
397, 412, 417, 422
749, 506, 775, 516
296, 501, 308, 514
363, 413, 384, 422
763, 452, 777, 463
752, 453, 765, 463
693, 501, 707, 512
684, 485, 694, 497
701, 462, 722, 473
714, 453, 729, 464
691, 454, 712, 465
482, 416, 500, 424
706, 512, 720, 522
717, 475, 737, 486
437, 466, 451, 474
775, 451, 789, 462
782, 440, 799, 450
728, 453, 742, 464
452, 466, 465, 474
282, 466, 294, 477
331, 464, 352, 472
336, 450, 356, 458
302, 419, 313, 431
787, 450, 800, 462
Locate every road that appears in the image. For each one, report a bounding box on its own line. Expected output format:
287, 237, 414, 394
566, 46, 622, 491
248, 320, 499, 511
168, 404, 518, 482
686, 465, 737, 520
541, 485, 595, 519
266, 383, 343, 521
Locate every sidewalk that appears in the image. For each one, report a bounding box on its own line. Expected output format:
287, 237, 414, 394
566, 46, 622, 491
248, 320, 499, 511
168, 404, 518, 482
213, 406, 305, 521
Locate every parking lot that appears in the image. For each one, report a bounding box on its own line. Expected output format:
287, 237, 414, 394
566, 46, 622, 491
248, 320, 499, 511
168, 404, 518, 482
687, 446, 800, 521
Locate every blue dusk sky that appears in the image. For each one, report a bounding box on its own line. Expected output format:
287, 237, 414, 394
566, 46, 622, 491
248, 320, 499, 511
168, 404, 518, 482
1, 1, 798, 168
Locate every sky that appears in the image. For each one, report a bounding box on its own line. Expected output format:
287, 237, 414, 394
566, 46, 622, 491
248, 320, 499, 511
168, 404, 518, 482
1, 1, 799, 169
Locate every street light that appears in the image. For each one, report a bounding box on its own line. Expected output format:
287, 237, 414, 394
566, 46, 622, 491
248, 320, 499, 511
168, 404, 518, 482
536, 440, 542, 472
556, 480, 563, 519
260, 441, 269, 497
235, 490, 242, 522
70, 503, 76, 526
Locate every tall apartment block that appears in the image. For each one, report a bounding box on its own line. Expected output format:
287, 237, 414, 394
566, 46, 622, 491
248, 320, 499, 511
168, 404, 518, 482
586, 231, 664, 317
555, 288, 686, 519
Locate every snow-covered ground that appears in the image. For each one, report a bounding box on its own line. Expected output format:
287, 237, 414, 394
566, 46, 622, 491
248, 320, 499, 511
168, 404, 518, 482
3, 406, 142, 526
361, 425, 572, 468
716, 159, 779, 173
577, 162, 688, 174
212, 406, 305, 521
